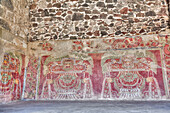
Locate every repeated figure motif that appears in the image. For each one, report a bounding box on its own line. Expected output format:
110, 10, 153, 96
40, 58, 93, 100
101, 53, 162, 99
21, 35, 170, 100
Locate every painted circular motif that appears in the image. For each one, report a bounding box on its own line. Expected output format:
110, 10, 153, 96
55, 73, 81, 90
119, 73, 141, 87
0, 72, 13, 91
1, 73, 12, 85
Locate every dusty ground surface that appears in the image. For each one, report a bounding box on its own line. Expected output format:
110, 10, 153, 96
0, 100, 170, 113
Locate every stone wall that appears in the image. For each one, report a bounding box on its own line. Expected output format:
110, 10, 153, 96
0, 0, 29, 38
29, 0, 169, 41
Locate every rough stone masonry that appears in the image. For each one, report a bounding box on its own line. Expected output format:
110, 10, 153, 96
29, 0, 169, 41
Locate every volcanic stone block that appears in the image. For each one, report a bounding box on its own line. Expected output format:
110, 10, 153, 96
136, 13, 144, 17
101, 31, 108, 36
43, 9, 50, 16
145, 11, 156, 16
115, 30, 122, 35
106, 0, 112, 3
120, 7, 128, 14
72, 13, 84, 21
107, 4, 114, 8
53, 3, 61, 8
96, 2, 105, 7
30, 4, 37, 9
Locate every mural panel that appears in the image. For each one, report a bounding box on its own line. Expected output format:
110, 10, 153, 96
24, 56, 39, 100
101, 49, 165, 99
0, 52, 25, 102
39, 57, 94, 100
24, 35, 170, 100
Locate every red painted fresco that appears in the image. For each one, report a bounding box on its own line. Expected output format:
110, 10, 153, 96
0, 53, 25, 102
34, 49, 168, 99
38, 57, 93, 99
24, 56, 39, 99
164, 43, 170, 94
89, 53, 104, 96
101, 49, 165, 99
23, 35, 170, 100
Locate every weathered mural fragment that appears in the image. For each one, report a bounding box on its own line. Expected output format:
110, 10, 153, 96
24, 56, 39, 100
0, 52, 25, 102
101, 49, 164, 99
0, 27, 27, 103
23, 35, 170, 100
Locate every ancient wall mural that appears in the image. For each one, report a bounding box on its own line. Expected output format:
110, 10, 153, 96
40, 57, 93, 100
0, 52, 25, 102
0, 18, 27, 103
23, 56, 39, 100
164, 42, 170, 93
101, 49, 165, 99
23, 35, 170, 100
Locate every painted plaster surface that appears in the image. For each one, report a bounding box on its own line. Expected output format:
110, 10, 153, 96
0, 0, 29, 103
0, 31, 170, 102
0, 28, 26, 103
23, 35, 170, 100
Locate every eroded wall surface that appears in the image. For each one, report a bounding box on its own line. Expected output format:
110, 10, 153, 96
0, 0, 29, 103
0, 0, 28, 104
29, 0, 169, 41
0, 0, 29, 38
23, 35, 170, 100
0, 28, 27, 103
